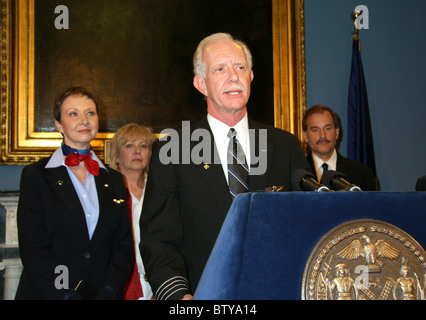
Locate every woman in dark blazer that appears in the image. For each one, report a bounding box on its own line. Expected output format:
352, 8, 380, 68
15, 87, 134, 300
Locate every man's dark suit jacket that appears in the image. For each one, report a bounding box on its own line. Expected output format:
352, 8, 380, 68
416, 176, 426, 191
306, 152, 377, 191
15, 157, 134, 300
140, 117, 311, 299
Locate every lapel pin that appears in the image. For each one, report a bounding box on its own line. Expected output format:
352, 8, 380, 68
104, 184, 109, 187
113, 198, 125, 204
203, 163, 210, 170
58, 180, 63, 186
265, 185, 284, 192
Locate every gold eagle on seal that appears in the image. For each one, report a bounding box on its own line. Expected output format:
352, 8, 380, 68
337, 235, 400, 272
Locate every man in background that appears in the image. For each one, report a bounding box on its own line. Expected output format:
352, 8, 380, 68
302, 104, 377, 191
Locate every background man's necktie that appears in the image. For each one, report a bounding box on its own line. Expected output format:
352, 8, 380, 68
321, 162, 328, 181
227, 128, 249, 199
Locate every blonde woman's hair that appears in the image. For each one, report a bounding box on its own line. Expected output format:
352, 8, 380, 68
193, 33, 253, 78
109, 123, 155, 171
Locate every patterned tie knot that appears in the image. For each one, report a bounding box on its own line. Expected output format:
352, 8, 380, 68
227, 129, 247, 166
228, 128, 238, 139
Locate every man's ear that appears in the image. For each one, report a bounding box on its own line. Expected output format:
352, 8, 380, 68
193, 75, 208, 96
302, 131, 309, 145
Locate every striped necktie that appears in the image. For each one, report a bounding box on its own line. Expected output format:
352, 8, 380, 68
227, 128, 249, 198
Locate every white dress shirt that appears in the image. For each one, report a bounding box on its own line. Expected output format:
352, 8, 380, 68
312, 148, 337, 182
130, 176, 154, 300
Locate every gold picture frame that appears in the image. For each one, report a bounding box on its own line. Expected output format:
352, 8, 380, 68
0, 0, 306, 164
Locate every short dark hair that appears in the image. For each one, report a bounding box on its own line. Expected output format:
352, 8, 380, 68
302, 104, 341, 131
53, 86, 99, 122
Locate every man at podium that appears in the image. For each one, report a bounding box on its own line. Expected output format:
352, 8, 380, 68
139, 33, 311, 300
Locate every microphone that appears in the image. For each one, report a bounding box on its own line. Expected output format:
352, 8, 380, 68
291, 169, 331, 192
320, 170, 362, 192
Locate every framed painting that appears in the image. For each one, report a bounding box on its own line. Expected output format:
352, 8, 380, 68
0, 0, 306, 164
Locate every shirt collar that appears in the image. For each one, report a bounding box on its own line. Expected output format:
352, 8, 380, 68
207, 113, 249, 148
312, 148, 337, 171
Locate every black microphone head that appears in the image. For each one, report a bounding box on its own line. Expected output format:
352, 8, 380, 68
320, 170, 347, 188
291, 168, 331, 191
321, 170, 362, 191
291, 168, 316, 191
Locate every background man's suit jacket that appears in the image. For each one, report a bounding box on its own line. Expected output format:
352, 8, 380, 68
15, 157, 134, 300
140, 117, 311, 299
306, 152, 377, 191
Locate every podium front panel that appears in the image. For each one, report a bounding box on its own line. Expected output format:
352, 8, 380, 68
194, 192, 426, 300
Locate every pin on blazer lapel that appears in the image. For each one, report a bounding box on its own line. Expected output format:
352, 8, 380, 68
198, 159, 233, 213
92, 168, 128, 240
192, 119, 233, 215
45, 166, 88, 232
91, 168, 118, 241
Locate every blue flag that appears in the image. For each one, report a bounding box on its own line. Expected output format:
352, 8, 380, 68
347, 37, 376, 174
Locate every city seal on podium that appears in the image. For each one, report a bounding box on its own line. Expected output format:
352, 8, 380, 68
301, 219, 426, 300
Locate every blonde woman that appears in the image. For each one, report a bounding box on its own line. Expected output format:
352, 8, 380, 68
110, 123, 155, 300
